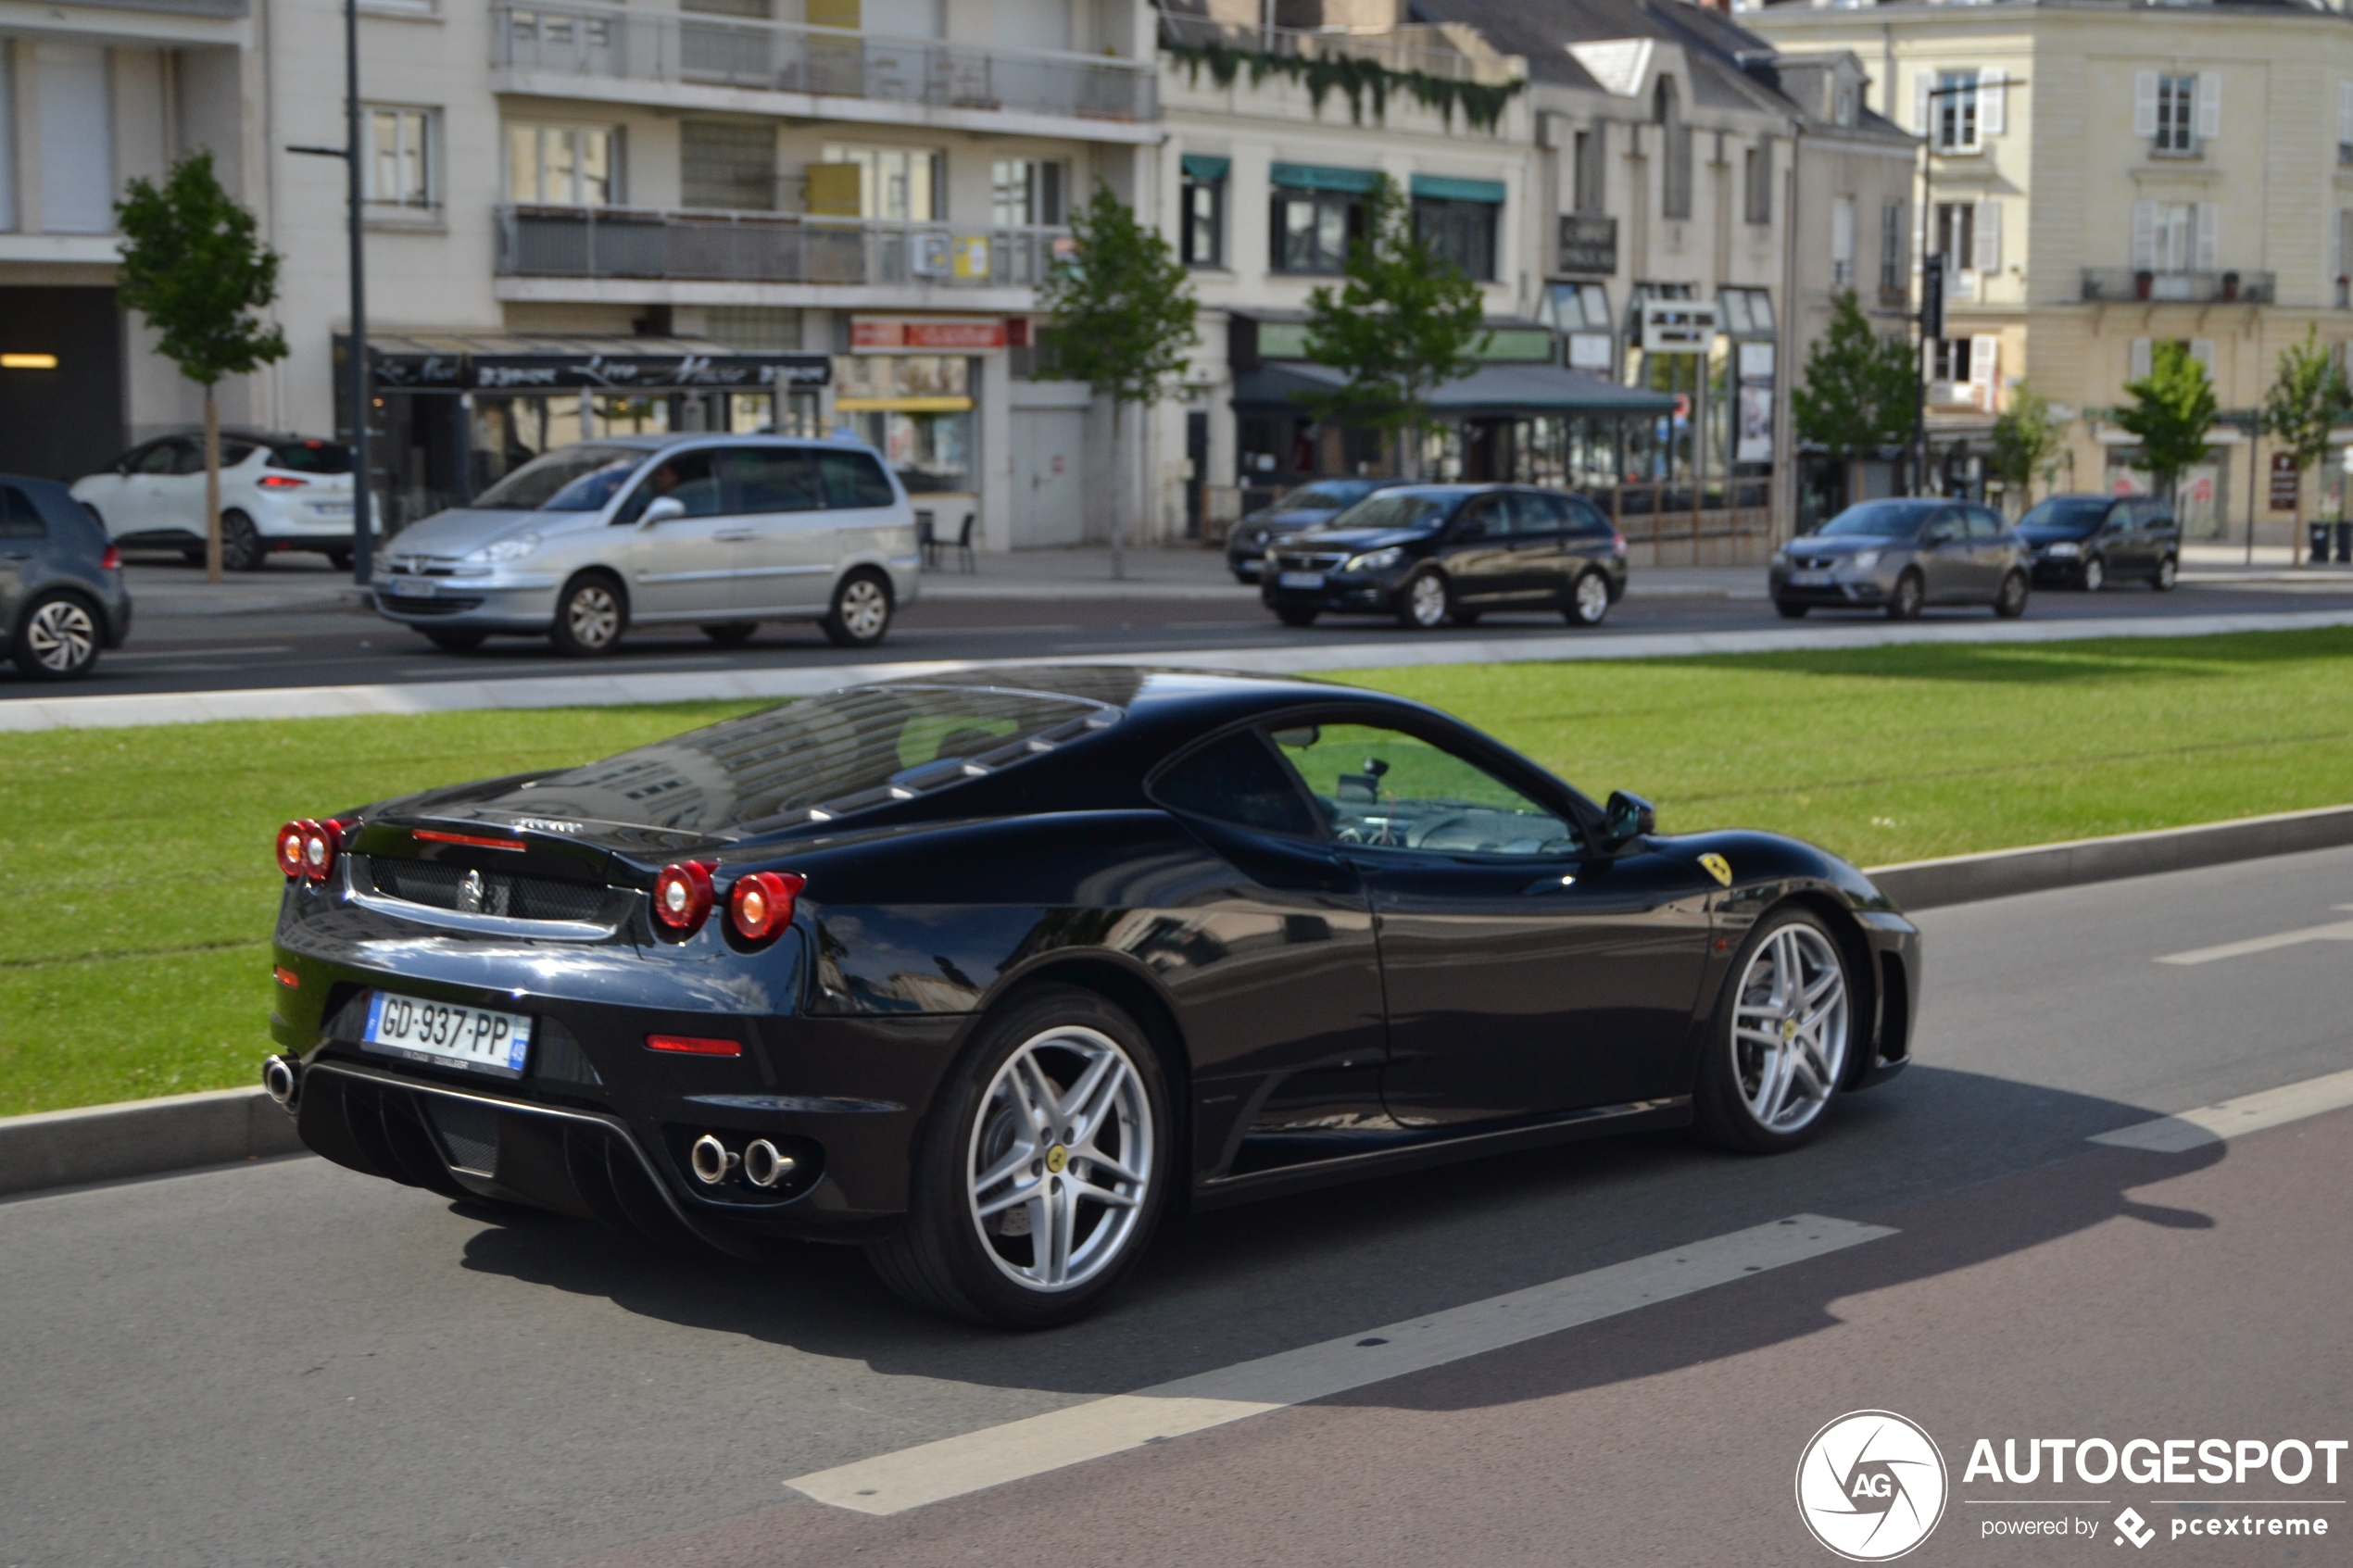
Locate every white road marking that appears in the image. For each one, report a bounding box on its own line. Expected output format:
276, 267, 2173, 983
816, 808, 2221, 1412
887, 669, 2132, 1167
2156, 915, 2353, 966
786, 1213, 1894, 1516
2089, 1065, 2353, 1153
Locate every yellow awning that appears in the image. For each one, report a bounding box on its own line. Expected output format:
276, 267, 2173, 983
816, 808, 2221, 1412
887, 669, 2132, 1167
834, 395, 975, 413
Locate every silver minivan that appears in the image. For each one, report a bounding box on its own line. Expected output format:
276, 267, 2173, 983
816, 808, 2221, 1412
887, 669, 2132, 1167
372, 433, 921, 655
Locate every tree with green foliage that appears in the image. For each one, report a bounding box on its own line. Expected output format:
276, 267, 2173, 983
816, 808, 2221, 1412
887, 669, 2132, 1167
1301, 173, 1487, 482
1037, 183, 1198, 579
1990, 381, 2068, 511
2115, 340, 2218, 504
2260, 325, 2353, 554
115, 152, 289, 583
1792, 292, 1919, 504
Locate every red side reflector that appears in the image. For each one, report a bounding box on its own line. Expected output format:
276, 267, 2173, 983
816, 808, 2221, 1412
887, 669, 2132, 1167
100, 545, 120, 571
273, 965, 299, 988
414, 829, 527, 852
645, 1034, 742, 1057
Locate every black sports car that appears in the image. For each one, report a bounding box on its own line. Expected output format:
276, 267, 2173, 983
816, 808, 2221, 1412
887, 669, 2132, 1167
265, 670, 1919, 1327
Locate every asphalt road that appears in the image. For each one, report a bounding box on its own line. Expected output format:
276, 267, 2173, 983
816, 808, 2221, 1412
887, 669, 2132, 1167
4, 848, 2349, 1566
12, 557, 2353, 698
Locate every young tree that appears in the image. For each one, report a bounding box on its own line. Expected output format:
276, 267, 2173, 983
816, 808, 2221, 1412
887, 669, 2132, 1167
2260, 325, 2352, 557
2114, 340, 2218, 505
1990, 381, 2068, 511
1036, 183, 1198, 579
1791, 292, 1919, 506
1301, 174, 1487, 481
116, 154, 290, 583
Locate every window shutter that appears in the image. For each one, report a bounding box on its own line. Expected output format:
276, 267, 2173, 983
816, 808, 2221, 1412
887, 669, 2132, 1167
2196, 71, 2221, 140
1980, 67, 2006, 136
2196, 202, 2219, 272
2340, 209, 2353, 281
2189, 338, 2215, 375
1973, 198, 2001, 272
2339, 82, 2353, 149
1969, 333, 2000, 409
2131, 200, 2157, 270
1914, 71, 1931, 135
2134, 71, 2159, 138
2130, 338, 2154, 383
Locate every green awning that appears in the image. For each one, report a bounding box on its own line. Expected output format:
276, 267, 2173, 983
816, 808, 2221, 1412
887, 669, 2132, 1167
1270, 162, 1378, 194
1410, 174, 1507, 204
1179, 154, 1230, 182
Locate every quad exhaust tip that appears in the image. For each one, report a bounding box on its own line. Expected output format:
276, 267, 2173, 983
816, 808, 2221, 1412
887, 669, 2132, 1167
743, 1138, 796, 1189
688, 1133, 739, 1185
261, 1055, 299, 1108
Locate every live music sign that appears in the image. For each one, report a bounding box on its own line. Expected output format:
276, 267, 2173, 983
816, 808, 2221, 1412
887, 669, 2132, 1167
850, 317, 1008, 351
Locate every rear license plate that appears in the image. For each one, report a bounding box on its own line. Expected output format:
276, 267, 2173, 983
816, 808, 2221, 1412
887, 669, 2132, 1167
1277, 571, 1325, 590
1790, 569, 1833, 586
311, 500, 353, 517
361, 992, 532, 1077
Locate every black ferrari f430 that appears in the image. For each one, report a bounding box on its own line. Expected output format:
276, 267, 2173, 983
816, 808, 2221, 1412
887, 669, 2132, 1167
266, 669, 1919, 1327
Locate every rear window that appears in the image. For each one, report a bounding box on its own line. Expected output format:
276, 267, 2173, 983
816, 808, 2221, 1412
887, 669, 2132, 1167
1150, 729, 1316, 837
269, 440, 353, 474
480, 684, 1118, 834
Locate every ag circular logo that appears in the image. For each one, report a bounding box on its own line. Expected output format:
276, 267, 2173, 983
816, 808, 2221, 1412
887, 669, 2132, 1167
1795, 1410, 1948, 1561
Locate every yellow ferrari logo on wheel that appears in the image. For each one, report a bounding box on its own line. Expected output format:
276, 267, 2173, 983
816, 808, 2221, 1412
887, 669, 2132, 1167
1044, 1145, 1069, 1174
1698, 853, 1732, 887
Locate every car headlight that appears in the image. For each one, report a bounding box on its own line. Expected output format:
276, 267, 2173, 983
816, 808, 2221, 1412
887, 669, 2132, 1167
1343, 546, 1403, 573
466, 533, 543, 565
2045, 541, 2080, 557
1845, 550, 1881, 571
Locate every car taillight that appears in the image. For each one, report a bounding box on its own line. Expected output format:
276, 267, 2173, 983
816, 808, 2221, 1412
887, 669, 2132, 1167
257, 473, 309, 489
651, 860, 715, 934
728, 872, 805, 941
100, 545, 120, 571
275, 822, 308, 879
300, 819, 346, 883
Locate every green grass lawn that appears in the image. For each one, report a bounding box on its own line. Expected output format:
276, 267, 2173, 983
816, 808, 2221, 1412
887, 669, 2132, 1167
5, 628, 2349, 1116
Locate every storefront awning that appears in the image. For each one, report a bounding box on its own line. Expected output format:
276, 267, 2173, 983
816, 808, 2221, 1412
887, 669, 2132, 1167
343, 332, 831, 393
1231, 360, 1678, 419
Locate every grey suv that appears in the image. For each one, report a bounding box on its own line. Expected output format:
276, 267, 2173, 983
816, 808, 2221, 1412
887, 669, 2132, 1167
1772, 498, 2030, 621
3, 474, 131, 680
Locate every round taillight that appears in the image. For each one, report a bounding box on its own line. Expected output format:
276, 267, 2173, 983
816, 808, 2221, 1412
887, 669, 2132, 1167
275, 821, 310, 879
300, 820, 339, 884
652, 861, 714, 933
728, 871, 805, 941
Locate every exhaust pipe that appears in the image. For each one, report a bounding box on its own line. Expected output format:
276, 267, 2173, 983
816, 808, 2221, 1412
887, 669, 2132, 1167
743, 1138, 797, 1189
261, 1055, 300, 1109
688, 1133, 738, 1185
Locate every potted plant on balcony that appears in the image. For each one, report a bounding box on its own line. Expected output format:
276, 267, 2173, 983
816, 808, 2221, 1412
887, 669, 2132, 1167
2134, 270, 2154, 300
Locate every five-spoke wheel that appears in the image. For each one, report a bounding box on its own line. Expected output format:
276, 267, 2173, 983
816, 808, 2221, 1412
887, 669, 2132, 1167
1697, 910, 1852, 1152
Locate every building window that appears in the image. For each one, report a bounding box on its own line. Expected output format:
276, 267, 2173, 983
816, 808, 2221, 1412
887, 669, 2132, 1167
1181, 169, 1224, 267
2155, 73, 2197, 154
1880, 201, 1906, 298
366, 107, 437, 210
991, 157, 1065, 228
508, 125, 621, 207
684, 120, 776, 211
1743, 137, 1773, 225
1931, 337, 1969, 384
2133, 199, 2214, 275
1932, 68, 1980, 152
1412, 197, 1496, 281
1544, 281, 1613, 371
1572, 124, 1605, 214
1831, 195, 1856, 287
1271, 186, 1365, 274
1932, 201, 1974, 271
2137, 70, 2219, 156
815, 144, 941, 220
1655, 80, 1692, 220
1719, 287, 1774, 337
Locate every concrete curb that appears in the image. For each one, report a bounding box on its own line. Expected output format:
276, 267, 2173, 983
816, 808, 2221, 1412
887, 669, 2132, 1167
5, 801, 2349, 1198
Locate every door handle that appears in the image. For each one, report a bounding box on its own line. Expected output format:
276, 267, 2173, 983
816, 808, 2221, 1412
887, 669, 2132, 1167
713, 530, 757, 542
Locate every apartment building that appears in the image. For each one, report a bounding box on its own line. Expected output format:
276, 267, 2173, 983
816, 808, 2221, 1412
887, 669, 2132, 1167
1749, 0, 2353, 540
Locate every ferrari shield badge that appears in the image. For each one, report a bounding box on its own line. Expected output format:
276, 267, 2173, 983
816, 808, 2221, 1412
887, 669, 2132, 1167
1698, 853, 1733, 887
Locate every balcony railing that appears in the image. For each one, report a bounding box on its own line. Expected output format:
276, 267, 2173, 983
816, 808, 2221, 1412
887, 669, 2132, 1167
495, 205, 1072, 288
493, 1, 1155, 122
1156, 9, 1520, 86
2082, 268, 2277, 305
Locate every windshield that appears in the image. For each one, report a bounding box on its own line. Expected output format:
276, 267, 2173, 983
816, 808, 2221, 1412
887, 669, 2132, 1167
1273, 481, 1377, 513
1325, 491, 1459, 534
473, 445, 648, 511
2020, 498, 2112, 535
472, 684, 1119, 834
1819, 501, 1931, 541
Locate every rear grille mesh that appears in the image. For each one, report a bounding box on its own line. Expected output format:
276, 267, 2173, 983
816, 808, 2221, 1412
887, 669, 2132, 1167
363, 856, 611, 922
424, 1098, 498, 1175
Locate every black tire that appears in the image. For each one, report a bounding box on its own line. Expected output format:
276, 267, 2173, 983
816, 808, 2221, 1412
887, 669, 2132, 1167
180, 547, 207, 567
1692, 907, 1856, 1156
1884, 570, 1923, 621
1231, 569, 1256, 585
1450, 608, 1483, 628
549, 572, 628, 656
700, 621, 759, 647
327, 549, 353, 572
2152, 553, 2178, 592
1993, 569, 2029, 619
1396, 568, 1453, 631
1775, 598, 1810, 620
1274, 605, 1319, 628
865, 985, 1171, 1328
12, 591, 104, 680
422, 630, 486, 653
822, 569, 893, 648
2079, 554, 2105, 593
1564, 569, 1611, 628
220, 511, 266, 572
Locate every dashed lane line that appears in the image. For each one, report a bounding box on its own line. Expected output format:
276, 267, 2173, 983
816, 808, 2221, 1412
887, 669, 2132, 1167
2089, 1065, 2353, 1154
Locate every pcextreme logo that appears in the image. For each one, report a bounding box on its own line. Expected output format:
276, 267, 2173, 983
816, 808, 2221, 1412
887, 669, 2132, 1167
1796, 1411, 1951, 1562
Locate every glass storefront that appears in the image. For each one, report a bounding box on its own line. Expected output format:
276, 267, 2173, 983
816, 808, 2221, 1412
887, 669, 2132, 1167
835, 354, 975, 495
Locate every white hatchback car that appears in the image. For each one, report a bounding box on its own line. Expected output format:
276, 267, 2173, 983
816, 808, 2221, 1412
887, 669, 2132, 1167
72, 433, 365, 571
371, 433, 922, 655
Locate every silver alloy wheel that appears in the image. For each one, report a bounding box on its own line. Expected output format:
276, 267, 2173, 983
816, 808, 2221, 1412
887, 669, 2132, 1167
837, 576, 889, 641
966, 1024, 1153, 1293
1405, 571, 1449, 629
2082, 555, 2104, 592
1572, 571, 1610, 625
22, 598, 96, 673
1730, 923, 1850, 1135
565, 583, 621, 649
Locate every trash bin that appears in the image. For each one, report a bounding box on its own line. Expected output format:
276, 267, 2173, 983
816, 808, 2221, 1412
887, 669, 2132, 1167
2338, 521, 2352, 564
2313, 523, 2334, 564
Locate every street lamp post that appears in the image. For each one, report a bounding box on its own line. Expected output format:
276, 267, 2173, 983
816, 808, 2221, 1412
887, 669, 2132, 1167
287, 0, 372, 587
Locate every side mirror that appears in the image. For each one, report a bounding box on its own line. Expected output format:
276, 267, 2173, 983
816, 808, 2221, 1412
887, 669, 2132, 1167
640, 495, 686, 526
1598, 789, 1656, 852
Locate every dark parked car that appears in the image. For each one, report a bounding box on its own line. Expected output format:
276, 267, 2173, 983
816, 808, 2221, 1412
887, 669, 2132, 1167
1772, 497, 2030, 620
2017, 494, 2180, 591
263, 668, 1919, 1327
1225, 478, 1401, 582
1261, 484, 1629, 630
3, 474, 130, 680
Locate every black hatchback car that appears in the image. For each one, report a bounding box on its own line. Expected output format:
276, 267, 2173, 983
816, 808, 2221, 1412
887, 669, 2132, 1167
3, 474, 130, 680
2017, 494, 2181, 592
1261, 484, 1629, 630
